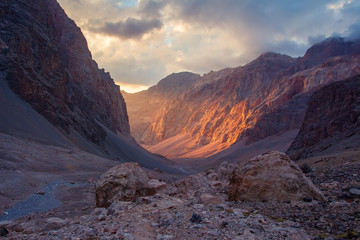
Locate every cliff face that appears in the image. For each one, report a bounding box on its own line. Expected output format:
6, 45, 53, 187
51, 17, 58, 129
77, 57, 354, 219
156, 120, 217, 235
123, 72, 200, 143
0, 0, 129, 145
133, 37, 360, 158
286, 75, 360, 160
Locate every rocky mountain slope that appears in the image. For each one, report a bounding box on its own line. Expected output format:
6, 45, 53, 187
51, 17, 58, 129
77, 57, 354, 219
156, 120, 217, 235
123, 72, 200, 142
0, 0, 181, 172
131, 37, 360, 159
0, 0, 184, 221
287, 74, 360, 160
0, 0, 129, 145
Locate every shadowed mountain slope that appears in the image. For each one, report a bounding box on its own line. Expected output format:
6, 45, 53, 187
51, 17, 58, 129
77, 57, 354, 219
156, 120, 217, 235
0, 0, 181, 173
287, 74, 360, 160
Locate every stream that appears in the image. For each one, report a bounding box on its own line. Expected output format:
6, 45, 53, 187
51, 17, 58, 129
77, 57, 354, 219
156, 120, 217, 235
0, 180, 87, 221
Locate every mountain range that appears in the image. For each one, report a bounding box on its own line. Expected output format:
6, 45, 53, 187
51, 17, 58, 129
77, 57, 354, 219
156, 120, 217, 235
124, 37, 360, 165
1, 0, 360, 238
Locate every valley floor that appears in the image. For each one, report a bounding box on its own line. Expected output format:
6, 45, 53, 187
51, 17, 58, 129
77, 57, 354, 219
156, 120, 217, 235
0, 147, 359, 239
0, 132, 118, 218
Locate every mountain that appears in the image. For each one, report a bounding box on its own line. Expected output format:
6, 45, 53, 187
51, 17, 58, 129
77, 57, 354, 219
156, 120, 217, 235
0, 0, 129, 143
0, 0, 181, 173
130, 37, 360, 160
286, 74, 360, 160
0, 0, 187, 221
123, 72, 200, 143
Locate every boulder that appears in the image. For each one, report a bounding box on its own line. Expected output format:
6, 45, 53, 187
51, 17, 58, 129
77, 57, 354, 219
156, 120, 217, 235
96, 163, 159, 207
147, 179, 167, 192
0, 227, 8, 237
228, 151, 326, 202
167, 174, 213, 196
217, 161, 234, 180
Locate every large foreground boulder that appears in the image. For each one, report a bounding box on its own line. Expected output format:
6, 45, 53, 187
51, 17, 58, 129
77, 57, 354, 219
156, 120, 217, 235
228, 151, 326, 202
96, 162, 165, 207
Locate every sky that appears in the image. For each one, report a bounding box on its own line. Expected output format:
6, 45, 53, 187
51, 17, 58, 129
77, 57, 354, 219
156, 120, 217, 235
57, 0, 360, 93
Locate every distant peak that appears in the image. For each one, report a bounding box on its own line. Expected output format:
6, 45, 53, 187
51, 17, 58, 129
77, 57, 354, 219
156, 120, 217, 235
314, 36, 345, 46
257, 52, 292, 60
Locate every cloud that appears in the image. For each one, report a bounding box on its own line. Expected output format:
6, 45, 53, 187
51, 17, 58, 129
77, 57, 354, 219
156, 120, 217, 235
347, 23, 360, 40
88, 18, 163, 39
58, 0, 360, 90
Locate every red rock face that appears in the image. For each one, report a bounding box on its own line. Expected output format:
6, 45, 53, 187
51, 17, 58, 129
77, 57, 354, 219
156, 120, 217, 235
123, 72, 200, 143
137, 42, 360, 152
0, 0, 129, 144
286, 75, 360, 160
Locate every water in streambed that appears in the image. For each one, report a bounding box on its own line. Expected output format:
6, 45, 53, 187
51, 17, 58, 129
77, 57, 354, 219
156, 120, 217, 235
0, 181, 87, 221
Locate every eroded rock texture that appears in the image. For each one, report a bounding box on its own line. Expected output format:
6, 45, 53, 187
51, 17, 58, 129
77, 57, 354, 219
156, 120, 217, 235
129, 37, 360, 157
0, 0, 129, 145
287, 75, 360, 160
228, 151, 326, 202
96, 162, 165, 207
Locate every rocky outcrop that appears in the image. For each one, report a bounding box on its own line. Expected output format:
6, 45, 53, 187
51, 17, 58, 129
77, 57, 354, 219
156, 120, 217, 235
287, 75, 360, 160
136, 38, 360, 159
0, 0, 129, 146
228, 151, 326, 202
96, 162, 166, 207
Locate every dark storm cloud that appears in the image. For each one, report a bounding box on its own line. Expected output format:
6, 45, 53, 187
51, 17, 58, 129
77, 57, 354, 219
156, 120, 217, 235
88, 17, 163, 39
163, 0, 354, 55
138, 0, 167, 18
347, 23, 360, 40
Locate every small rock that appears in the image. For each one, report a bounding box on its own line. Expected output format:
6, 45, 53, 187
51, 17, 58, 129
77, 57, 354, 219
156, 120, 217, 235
220, 221, 228, 228
158, 213, 175, 227
0, 220, 11, 227
104, 226, 118, 234
349, 188, 360, 198
44, 217, 68, 231
157, 198, 183, 209
209, 181, 222, 187
157, 234, 174, 240
190, 213, 202, 224
36, 191, 45, 195
233, 208, 245, 218
97, 214, 106, 221
200, 193, 223, 205
124, 232, 135, 240
299, 163, 312, 174
319, 181, 341, 191
193, 204, 204, 210
148, 179, 167, 192
0, 227, 9, 237
138, 196, 153, 204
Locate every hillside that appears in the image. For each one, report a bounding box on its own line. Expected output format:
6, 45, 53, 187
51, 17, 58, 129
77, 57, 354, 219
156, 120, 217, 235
126, 37, 360, 159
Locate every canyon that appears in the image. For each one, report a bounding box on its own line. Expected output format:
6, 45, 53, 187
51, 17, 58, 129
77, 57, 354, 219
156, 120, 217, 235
0, 0, 181, 224
0, 0, 359, 239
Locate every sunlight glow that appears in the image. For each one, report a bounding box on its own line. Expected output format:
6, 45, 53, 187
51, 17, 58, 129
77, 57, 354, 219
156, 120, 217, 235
117, 82, 150, 93
327, 0, 352, 12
